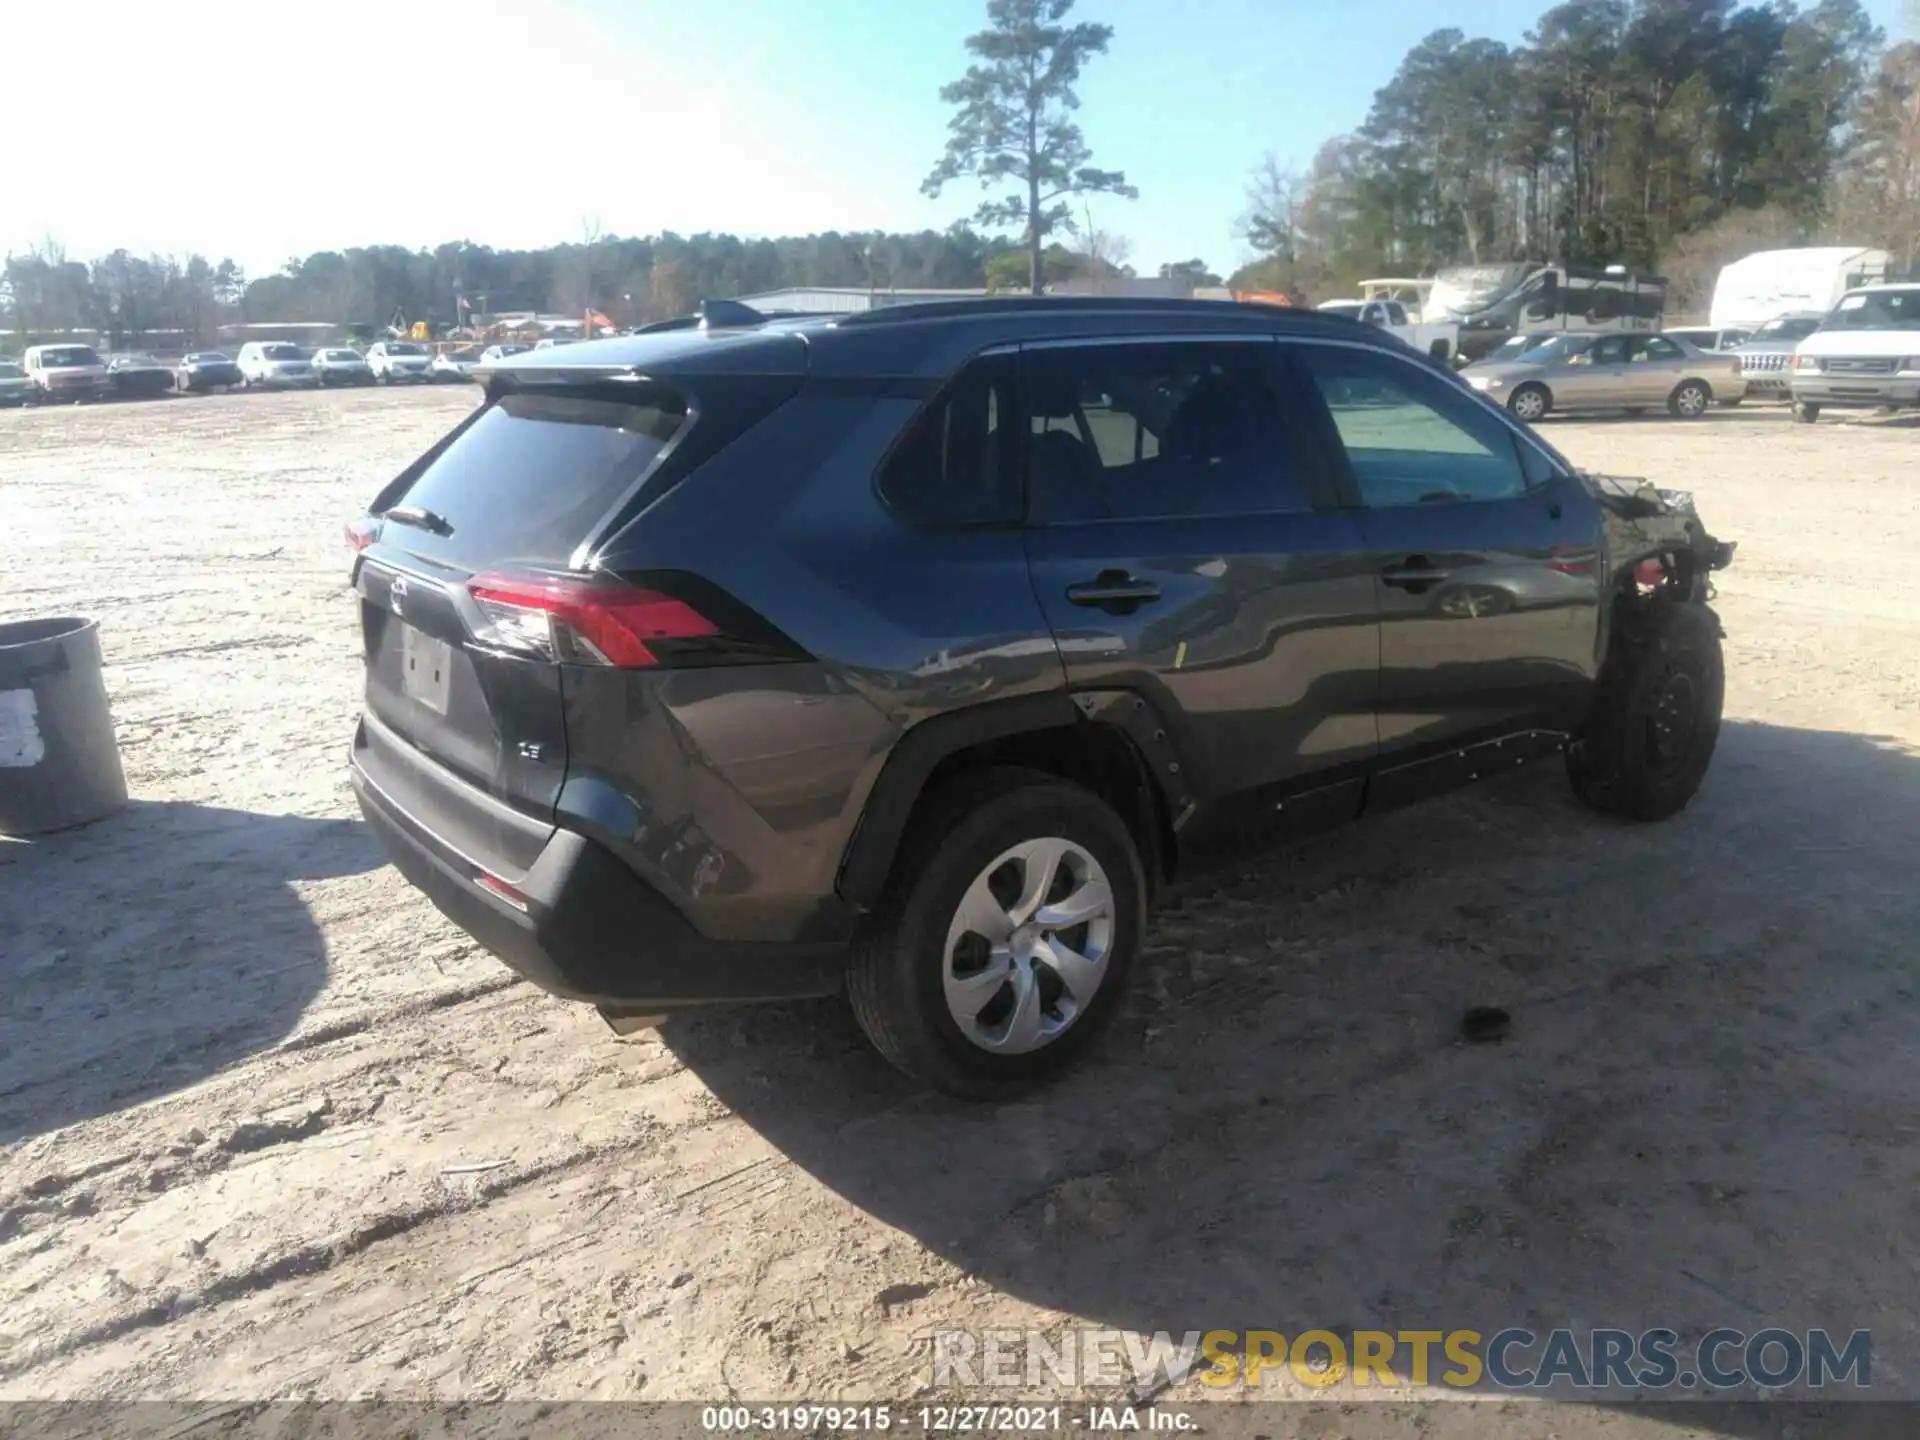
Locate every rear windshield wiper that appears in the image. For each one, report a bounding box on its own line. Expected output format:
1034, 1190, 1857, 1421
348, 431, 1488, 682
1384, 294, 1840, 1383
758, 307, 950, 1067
381, 505, 453, 536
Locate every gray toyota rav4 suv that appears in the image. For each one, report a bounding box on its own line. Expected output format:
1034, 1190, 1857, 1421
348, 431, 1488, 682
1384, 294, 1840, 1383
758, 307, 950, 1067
348, 297, 1734, 1097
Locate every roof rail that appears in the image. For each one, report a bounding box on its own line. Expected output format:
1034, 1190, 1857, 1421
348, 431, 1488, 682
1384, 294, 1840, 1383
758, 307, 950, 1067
835, 295, 1336, 328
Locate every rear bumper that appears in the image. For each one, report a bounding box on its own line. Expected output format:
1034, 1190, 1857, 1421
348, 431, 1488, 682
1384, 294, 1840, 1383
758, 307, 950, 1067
350, 754, 847, 1009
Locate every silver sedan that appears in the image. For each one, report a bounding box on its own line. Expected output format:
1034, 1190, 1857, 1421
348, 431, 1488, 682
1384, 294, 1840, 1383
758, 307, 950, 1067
1463, 332, 1748, 421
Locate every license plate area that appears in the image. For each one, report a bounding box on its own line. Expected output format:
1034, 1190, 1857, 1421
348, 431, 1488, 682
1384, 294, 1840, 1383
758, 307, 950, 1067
401, 625, 453, 714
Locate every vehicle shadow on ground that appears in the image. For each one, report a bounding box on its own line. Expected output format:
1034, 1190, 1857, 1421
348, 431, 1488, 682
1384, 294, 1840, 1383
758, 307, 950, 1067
665, 721, 1920, 1412
0, 801, 379, 1143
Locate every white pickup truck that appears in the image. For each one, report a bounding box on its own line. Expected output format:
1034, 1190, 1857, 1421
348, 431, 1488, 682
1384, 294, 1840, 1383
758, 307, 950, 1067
1316, 297, 1461, 364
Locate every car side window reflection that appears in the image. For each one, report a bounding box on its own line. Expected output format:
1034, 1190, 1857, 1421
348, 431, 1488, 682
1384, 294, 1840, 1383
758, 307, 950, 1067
1300, 344, 1530, 508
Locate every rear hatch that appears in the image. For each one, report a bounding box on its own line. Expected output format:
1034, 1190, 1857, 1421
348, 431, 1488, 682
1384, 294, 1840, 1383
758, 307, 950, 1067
350, 337, 807, 879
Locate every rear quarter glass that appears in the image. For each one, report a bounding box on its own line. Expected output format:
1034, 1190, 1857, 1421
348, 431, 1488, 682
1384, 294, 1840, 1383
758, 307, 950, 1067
384, 389, 687, 569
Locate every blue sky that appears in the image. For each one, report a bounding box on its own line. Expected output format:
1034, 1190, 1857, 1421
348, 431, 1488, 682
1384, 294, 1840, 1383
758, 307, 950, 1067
9, 0, 1913, 279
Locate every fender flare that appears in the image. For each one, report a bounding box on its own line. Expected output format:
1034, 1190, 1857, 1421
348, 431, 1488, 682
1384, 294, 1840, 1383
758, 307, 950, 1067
834, 689, 1196, 910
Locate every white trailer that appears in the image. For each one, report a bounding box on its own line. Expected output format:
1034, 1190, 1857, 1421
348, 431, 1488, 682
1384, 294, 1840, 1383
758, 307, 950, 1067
1708, 248, 1890, 331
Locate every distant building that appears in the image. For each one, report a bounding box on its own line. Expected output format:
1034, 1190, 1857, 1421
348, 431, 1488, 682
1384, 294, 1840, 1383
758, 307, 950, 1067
733, 287, 989, 315
216, 321, 340, 345
1048, 276, 1192, 299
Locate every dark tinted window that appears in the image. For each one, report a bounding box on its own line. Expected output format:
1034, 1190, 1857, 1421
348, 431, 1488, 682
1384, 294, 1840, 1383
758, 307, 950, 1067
387, 389, 686, 567
1024, 341, 1308, 522
1589, 335, 1631, 364
876, 355, 1019, 525
1300, 344, 1529, 507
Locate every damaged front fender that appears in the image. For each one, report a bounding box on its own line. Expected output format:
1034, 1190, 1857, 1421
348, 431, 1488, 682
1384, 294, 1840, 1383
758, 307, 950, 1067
1581, 472, 1736, 600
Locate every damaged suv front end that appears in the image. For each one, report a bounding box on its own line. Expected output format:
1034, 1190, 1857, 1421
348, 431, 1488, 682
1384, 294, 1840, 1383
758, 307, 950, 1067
1583, 473, 1738, 603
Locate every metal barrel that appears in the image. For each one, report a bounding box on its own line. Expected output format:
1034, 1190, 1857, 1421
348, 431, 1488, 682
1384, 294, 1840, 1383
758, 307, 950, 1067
0, 617, 129, 836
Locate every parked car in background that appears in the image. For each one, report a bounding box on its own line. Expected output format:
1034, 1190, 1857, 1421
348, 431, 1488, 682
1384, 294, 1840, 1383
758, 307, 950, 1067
1316, 296, 1461, 363
532, 337, 576, 350
1464, 331, 1746, 420
0, 360, 32, 406
1728, 313, 1824, 400
23, 343, 110, 402
1790, 283, 1920, 423
1662, 326, 1751, 351
313, 348, 374, 386
430, 347, 485, 382
107, 353, 177, 399
367, 341, 433, 383
345, 296, 1735, 1097
237, 341, 318, 388
175, 351, 244, 393
479, 343, 530, 364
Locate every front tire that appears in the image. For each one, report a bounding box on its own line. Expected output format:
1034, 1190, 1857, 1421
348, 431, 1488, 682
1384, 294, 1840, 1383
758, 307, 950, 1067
1567, 600, 1725, 822
1507, 383, 1551, 423
1669, 379, 1711, 418
846, 767, 1145, 1099
1792, 401, 1820, 424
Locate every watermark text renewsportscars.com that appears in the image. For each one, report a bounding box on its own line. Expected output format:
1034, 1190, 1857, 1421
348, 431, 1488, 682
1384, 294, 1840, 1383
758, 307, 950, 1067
930, 1327, 1872, 1393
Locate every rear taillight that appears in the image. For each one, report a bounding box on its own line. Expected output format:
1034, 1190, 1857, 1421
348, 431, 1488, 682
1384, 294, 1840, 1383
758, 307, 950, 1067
346, 516, 378, 551
466, 571, 719, 669
1634, 558, 1666, 588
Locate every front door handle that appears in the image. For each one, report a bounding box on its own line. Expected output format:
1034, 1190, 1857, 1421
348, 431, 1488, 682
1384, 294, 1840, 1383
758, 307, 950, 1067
1066, 571, 1162, 609
1382, 557, 1452, 589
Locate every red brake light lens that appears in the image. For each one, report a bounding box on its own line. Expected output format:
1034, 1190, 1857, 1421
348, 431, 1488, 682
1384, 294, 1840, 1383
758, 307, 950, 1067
466, 571, 718, 668
346, 516, 379, 551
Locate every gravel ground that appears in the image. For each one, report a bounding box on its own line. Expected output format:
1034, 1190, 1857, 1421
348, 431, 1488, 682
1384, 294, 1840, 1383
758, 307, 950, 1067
1, 387, 1917, 1432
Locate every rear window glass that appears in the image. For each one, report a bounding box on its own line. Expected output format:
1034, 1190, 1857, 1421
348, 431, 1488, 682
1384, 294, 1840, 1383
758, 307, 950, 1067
388, 390, 687, 567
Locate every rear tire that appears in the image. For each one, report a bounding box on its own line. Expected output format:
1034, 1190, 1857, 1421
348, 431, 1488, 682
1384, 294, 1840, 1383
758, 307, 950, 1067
1507, 383, 1551, 423
846, 767, 1146, 1099
1792, 401, 1820, 424
1668, 379, 1711, 418
1567, 600, 1724, 822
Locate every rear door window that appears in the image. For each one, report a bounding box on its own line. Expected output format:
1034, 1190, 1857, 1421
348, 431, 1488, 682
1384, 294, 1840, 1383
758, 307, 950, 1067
1022, 341, 1312, 522
385, 389, 686, 568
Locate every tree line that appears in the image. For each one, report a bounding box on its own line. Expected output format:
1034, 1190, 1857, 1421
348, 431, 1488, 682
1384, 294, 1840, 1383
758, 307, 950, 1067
1235, 1, 1920, 312
0, 225, 1152, 350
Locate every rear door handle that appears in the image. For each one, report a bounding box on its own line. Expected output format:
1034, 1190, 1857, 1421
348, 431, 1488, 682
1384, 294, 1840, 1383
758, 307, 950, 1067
1066, 572, 1162, 608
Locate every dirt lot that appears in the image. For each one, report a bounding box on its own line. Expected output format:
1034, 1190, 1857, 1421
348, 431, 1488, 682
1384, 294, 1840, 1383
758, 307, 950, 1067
2, 387, 1918, 1427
